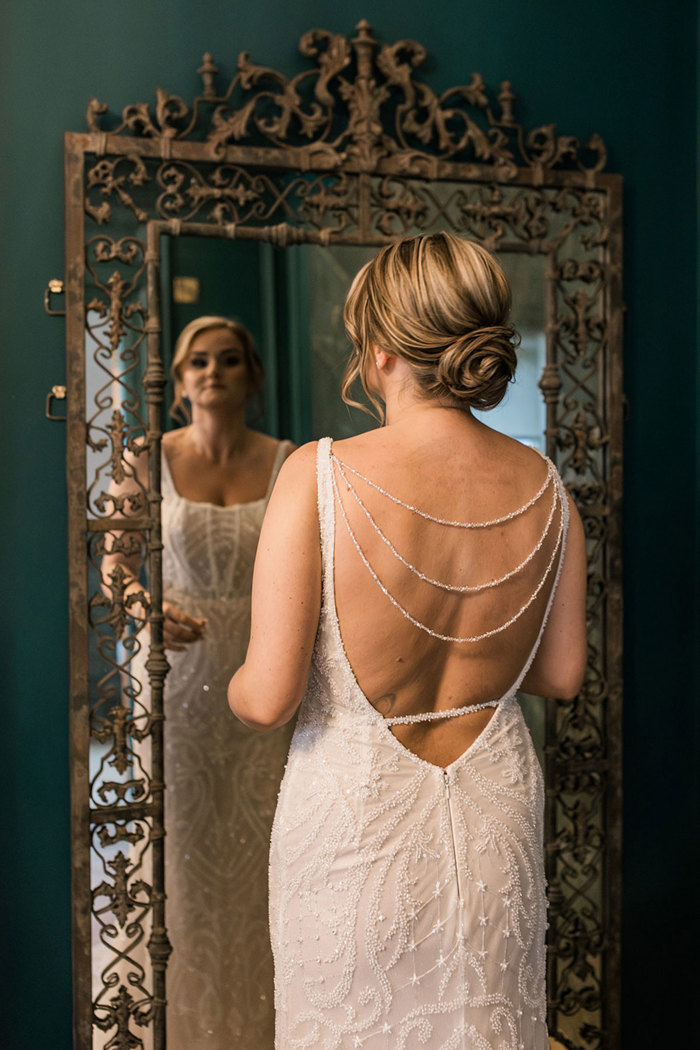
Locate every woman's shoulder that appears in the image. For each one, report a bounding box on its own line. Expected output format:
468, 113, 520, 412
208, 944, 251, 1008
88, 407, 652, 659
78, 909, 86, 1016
273, 440, 320, 482
262, 442, 320, 524
247, 430, 300, 464
162, 426, 189, 457
464, 429, 554, 508
487, 429, 551, 474
326, 429, 390, 463
162, 425, 189, 444
329, 423, 553, 522
253, 430, 283, 450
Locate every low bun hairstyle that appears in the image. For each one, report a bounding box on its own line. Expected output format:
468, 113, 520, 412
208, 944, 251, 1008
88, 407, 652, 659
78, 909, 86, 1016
433, 325, 518, 410
342, 233, 519, 420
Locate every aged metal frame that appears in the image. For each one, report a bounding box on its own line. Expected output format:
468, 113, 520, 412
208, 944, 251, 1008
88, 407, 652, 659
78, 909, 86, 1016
65, 21, 623, 1050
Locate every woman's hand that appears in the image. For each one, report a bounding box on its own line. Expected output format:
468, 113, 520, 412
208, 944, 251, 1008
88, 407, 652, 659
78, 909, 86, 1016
163, 601, 207, 652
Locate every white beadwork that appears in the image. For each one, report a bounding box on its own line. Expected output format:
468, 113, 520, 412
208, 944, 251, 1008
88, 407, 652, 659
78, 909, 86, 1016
333, 455, 559, 594
385, 697, 501, 727
333, 448, 552, 528
268, 438, 569, 1050
331, 459, 565, 644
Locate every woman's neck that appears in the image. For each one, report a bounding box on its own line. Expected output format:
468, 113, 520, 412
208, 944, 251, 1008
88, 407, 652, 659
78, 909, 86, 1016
186, 407, 249, 462
382, 379, 472, 430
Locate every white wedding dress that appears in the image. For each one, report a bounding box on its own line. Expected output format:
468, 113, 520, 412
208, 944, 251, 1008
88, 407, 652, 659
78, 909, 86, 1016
160, 439, 293, 1049
269, 438, 568, 1050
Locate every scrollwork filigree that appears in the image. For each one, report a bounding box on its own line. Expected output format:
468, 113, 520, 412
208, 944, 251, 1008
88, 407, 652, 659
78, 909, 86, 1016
90, 563, 150, 640
93, 983, 151, 1050
85, 20, 605, 182
86, 157, 150, 225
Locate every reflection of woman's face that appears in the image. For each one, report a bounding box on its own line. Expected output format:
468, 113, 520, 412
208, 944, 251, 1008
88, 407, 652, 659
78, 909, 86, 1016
182, 326, 249, 413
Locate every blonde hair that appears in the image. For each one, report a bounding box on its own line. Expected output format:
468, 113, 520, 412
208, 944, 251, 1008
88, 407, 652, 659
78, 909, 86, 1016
170, 315, 264, 423
342, 233, 519, 421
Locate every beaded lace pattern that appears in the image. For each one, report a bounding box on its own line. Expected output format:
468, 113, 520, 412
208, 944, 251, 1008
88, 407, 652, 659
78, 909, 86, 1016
268, 438, 570, 1050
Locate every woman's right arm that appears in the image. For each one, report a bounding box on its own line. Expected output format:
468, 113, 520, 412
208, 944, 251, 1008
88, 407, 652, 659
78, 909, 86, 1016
519, 492, 588, 699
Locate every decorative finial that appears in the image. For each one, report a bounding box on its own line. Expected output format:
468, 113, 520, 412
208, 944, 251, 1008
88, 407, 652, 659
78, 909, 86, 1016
352, 19, 377, 79
198, 53, 219, 99
498, 81, 516, 126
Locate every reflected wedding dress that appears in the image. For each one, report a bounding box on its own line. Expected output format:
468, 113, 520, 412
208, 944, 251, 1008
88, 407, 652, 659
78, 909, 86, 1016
269, 438, 568, 1050
161, 440, 293, 1049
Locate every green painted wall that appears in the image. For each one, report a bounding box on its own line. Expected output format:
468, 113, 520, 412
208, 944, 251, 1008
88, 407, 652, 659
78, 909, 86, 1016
1, 0, 697, 1046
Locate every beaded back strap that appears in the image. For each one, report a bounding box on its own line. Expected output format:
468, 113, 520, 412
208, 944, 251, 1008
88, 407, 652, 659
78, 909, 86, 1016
383, 472, 571, 726
385, 697, 502, 727
333, 456, 558, 594
336, 451, 553, 527
161, 447, 176, 498
316, 437, 336, 602
330, 443, 566, 645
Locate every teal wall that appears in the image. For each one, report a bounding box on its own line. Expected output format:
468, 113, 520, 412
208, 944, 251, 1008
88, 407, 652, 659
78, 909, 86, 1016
1, 0, 697, 1046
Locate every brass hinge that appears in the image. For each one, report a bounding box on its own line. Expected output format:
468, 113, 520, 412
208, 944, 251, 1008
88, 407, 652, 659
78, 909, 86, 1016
44, 278, 65, 316
46, 384, 67, 421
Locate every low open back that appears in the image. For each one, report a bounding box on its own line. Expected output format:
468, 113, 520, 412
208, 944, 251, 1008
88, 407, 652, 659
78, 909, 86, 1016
328, 436, 569, 763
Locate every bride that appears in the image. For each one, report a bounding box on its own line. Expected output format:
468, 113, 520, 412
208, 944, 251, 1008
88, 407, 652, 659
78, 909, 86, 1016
229, 233, 587, 1050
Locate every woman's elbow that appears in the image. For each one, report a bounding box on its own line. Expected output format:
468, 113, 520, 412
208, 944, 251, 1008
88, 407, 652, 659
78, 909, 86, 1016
543, 657, 587, 700
560, 640, 588, 698
227, 673, 300, 732
553, 670, 585, 700
234, 706, 294, 733
523, 648, 587, 700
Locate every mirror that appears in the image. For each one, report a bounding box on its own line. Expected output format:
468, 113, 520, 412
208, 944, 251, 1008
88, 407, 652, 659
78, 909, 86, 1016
65, 22, 623, 1050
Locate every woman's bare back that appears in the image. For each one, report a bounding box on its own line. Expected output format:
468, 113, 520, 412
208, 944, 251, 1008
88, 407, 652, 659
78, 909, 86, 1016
331, 410, 581, 766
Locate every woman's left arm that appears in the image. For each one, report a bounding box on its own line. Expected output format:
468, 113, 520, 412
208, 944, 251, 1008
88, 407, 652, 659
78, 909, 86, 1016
228, 442, 321, 730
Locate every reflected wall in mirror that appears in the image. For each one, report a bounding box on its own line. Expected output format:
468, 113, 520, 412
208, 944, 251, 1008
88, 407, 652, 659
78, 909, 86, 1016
65, 22, 623, 1050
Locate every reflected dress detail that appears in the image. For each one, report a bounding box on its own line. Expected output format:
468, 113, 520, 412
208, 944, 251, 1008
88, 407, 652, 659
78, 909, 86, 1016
269, 439, 569, 1050
161, 440, 293, 1049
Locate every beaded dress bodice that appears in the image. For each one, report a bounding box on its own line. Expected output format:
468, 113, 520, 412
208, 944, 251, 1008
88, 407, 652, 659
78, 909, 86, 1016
161, 445, 280, 605
269, 438, 569, 1050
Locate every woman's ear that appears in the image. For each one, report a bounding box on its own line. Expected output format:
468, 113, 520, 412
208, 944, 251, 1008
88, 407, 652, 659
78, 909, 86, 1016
374, 349, 393, 372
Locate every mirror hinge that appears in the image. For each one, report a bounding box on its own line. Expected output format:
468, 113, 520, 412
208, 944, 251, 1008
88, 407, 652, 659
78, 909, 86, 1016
46, 384, 67, 421
44, 278, 65, 316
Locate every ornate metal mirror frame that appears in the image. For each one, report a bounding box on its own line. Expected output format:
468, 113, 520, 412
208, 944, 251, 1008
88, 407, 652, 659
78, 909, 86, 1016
64, 21, 623, 1050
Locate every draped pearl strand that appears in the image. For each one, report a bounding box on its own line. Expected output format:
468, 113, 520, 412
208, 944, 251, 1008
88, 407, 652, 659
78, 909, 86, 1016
333, 456, 559, 594
334, 447, 553, 528
330, 450, 565, 645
